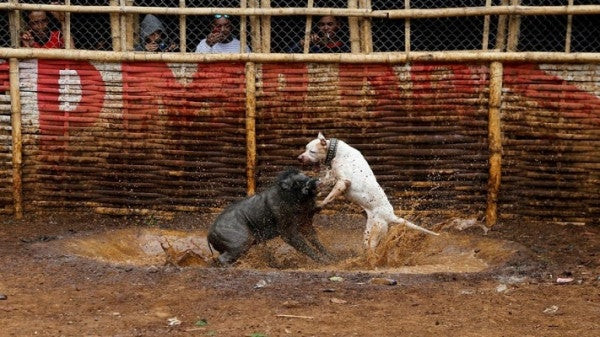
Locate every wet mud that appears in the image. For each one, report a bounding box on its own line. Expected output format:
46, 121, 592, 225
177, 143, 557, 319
53, 218, 525, 275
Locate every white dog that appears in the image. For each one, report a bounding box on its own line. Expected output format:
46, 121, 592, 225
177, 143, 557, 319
298, 132, 439, 252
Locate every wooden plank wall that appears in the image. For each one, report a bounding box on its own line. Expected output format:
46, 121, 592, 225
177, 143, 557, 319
254, 63, 490, 219
19, 60, 248, 215
501, 64, 600, 226
0, 59, 598, 225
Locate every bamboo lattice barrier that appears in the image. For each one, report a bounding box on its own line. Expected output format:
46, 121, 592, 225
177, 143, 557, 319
3, 3, 600, 53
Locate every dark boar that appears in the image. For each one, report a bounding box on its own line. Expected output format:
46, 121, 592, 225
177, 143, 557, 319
208, 168, 332, 266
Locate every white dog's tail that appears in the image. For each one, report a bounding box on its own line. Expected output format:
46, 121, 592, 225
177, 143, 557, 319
393, 215, 440, 236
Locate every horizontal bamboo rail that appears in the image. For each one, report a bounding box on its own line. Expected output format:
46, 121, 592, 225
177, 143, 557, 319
2, 3, 600, 17
2, 48, 600, 63
0, 3, 379, 16
386, 5, 600, 18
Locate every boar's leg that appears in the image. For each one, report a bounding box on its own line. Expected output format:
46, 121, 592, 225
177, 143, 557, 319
208, 223, 254, 266
298, 224, 334, 261
280, 229, 327, 263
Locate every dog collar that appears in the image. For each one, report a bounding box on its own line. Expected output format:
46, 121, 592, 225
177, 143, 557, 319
324, 138, 338, 166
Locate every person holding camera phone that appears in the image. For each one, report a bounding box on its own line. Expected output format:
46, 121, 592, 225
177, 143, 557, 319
135, 14, 177, 52
20, 5, 71, 49
290, 16, 349, 53
195, 14, 250, 53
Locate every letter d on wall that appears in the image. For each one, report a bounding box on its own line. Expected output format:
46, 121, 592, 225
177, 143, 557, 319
36, 60, 105, 151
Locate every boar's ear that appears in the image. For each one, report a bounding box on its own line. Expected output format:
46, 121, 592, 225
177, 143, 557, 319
301, 179, 315, 195
278, 177, 292, 191
318, 132, 327, 146
277, 168, 300, 190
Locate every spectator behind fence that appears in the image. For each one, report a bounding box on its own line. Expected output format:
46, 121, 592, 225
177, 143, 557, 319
195, 14, 250, 53
20, 9, 68, 48
290, 16, 349, 53
135, 14, 177, 52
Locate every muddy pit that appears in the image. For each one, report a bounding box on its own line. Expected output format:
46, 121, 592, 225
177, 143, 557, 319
52, 215, 525, 275
5, 213, 597, 337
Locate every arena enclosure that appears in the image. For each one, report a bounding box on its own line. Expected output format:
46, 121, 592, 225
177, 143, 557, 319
0, 1, 599, 228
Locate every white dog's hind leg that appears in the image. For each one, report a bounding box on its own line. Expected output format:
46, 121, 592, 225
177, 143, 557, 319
393, 216, 439, 236
364, 216, 389, 250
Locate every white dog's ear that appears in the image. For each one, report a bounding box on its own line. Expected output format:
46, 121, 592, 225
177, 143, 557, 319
318, 132, 327, 146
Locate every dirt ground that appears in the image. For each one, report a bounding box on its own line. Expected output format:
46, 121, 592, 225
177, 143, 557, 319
0, 211, 599, 337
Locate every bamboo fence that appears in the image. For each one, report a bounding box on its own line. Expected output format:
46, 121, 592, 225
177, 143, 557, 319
0, 4, 598, 227
0, 60, 598, 226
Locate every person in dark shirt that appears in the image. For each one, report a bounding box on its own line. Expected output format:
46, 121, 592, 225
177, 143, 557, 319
290, 16, 349, 53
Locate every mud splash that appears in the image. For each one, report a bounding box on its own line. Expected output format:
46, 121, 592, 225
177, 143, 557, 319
56, 224, 522, 274
61, 228, 213, 267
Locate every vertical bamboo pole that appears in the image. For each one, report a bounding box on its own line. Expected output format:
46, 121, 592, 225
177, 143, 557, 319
9, 58, 23, 219
366, 0, 373, 52
359, 0, 372, 53
110, 0, 121, 51
261, 0, 271, 53
119, 0, 135, 51
119, 0, 127, 51
250, 0, 261, 52
405, 0, 411, 53
241, 0, 247, 53
494, 0, 508, 50
359, 0, 366, 52
486, 61, 503, 229
179, 0, 186, 52
482, 0, 491, 50
125, 0, 135, 51
9, 0, 21, 48
303, 0, 314, 54
348, 0, 360, 53
64, 0, 72, 49
507, 0, 521, 51
245, 62, 257, 196
565, 0, 573, 53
